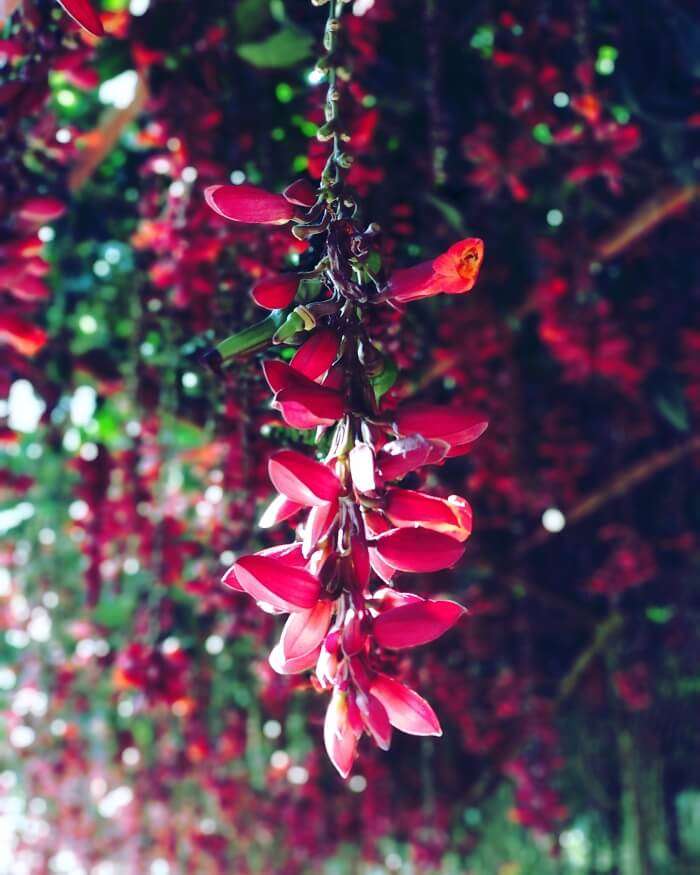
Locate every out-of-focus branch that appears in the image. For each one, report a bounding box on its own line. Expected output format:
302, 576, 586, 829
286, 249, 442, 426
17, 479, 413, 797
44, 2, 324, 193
594, 183, 699, 262
68, 72, 148, 192
519, 435, 700, 554
557, 612, 624, 703
514, 183, 699, 321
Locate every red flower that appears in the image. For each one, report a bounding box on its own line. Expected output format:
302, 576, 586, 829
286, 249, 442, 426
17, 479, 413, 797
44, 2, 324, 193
387, 238, 484, 303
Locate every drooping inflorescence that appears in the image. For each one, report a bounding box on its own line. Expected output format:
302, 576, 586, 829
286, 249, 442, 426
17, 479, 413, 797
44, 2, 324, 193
202, 0, 486, 777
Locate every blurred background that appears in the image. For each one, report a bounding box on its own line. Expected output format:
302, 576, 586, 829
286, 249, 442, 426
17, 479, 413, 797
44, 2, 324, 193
1, 0, 699, 873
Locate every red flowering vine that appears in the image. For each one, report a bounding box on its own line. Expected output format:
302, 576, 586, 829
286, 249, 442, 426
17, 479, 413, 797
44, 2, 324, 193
203, 0, 485, 777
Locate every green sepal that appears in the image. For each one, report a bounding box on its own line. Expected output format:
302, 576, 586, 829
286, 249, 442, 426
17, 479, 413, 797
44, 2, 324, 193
273, 310, 306, 344
216, 310, 285, 362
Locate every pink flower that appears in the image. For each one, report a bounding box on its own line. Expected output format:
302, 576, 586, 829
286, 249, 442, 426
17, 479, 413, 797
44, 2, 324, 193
394, 403, 488, 456
373, 526, 466, 572
372, 597, 465, 649
370, 674, 442, 736
267, 449, 342, 506
384, 488, 472, 541
231, 554, 321, 612
324, 688, 359, 778
204, 183, 296, 224
263, 360, 345, 429
17, 196, 66, 224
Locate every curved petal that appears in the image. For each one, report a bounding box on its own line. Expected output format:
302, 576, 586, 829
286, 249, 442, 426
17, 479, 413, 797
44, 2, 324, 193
275, 384, 344, 429
373, 599, 465, 649
251, 274, 298, 310
56, 0, 104, 36
0, 316, 47, 357
281, 599, 334, 660
394, 404, 488, 448
204, 184, 295, 224
268, 449, 341, 506
258, 494, 302, 529
291, 329, 339, 381
370, 673, 442, 737
384, 488, 472, 541
324, 689, 358, 778
373, 527, 465, 573
233, 554, 320, 612
269, 642, 321, 675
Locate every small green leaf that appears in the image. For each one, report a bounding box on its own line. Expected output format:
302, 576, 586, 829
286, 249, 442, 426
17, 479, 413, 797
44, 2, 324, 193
237, 28, 313, 69
426, 195, 466, 234
655, 387, 690, 432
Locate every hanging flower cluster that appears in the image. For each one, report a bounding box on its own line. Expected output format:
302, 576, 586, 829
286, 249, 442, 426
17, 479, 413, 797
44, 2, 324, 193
201, 0, 485, 779
207, 179, 485, 777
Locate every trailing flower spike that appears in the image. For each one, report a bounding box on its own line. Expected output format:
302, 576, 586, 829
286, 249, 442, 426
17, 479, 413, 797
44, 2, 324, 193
205, 0, 485, 778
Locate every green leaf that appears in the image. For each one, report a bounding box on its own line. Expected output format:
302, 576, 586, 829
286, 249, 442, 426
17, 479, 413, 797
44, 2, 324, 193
426, 194, 466, 234
93, 595, 135, 629
234, 0, 270, 40
237, 28, 313, 69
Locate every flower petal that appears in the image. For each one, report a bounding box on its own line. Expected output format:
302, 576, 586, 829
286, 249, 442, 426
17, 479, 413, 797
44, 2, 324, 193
324, 689, 358, 778
282, 178, 317, 207
373, 527, 465, 573
394, 404, 488, 447
275, 383, 344, 429
303, 498, 338, 557
370, 674, 442, 737
233, 554, 320, 612
18, 196, 66, 223
373, 598, 465, 649
0, 315, 47, 357
55, 0, 104, 36
359, 693, 392, 751
291, 329, 339, 381
384, 488, 472, 541
204, 183, 295, 224
386, 260, 434, 303
258, 494, 302, 529
349, 442, 379, 494
269, 642, 321, 675
281, 599, 333, 660
268, 449, 341, 506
